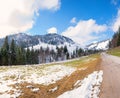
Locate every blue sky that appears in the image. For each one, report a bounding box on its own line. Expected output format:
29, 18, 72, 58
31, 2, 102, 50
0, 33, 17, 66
28, 0, 120, 45
0, 0, 120, 45
30, 0, 115, 34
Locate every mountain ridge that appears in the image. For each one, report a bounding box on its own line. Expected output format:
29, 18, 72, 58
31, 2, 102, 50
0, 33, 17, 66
0, 33, 75, 48
86, 39, 110, 50
0, 33, 110, 51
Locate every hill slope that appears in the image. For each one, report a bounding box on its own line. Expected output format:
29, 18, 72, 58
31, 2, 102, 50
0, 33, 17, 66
86, 40, 110, 50
0, 33, 81, 53
0, 33, 75, 47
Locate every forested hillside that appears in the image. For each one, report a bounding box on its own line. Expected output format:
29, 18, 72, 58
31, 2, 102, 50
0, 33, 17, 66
109, 27, 120, 48
0, 36, 86, 65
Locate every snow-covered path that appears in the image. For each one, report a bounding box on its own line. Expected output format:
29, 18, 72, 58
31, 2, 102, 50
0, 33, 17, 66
100, 53, 120, 98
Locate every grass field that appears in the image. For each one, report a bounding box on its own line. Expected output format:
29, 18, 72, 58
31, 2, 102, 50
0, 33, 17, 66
107, 47, 120, 57
0, 54, 101, 98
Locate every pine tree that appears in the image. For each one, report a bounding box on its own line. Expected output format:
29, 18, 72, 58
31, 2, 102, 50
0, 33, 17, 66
109, 27, 120, 48
50, 49, 56, 62
30, 47, 34, 64
16, 46, 25, 65
117, 27, 120, 46
1, 36, 9, 65
56, 46, 62, 59
0, 50, 2, 65
34, 50, 39, 64
63, 45, 68, 54
10, 39, 16, 65
26, 48, 31, 64
78, 48, 84, 57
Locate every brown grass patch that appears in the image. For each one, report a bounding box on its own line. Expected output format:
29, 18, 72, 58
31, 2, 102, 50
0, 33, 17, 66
10, 55, 101, 98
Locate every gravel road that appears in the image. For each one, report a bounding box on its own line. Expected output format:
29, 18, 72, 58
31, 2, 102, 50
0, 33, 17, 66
100, 53, 120, 98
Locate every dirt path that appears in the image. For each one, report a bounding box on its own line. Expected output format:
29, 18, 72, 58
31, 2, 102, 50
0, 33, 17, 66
100, 53, 120, 98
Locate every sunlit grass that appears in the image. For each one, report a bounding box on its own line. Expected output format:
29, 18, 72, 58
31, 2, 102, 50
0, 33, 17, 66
62, 54, 100, 68
107, 47, 120, 57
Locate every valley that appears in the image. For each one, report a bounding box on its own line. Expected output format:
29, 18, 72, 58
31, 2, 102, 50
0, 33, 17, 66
0, 54, 102, 98
0, 46, 120, 98
0, 0, 120, 98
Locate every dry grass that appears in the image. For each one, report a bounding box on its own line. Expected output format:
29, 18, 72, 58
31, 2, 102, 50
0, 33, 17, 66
107, 46, 120, 57
15, 54, 101, 98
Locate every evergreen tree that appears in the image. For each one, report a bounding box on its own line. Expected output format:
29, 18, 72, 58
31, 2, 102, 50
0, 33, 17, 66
72, 51, 76, 58
78, 48, 84, 57
26, 48, 31, 64
10, 39, 16, 65
50, 49, 56, 61
1, 36, 9, 65
16, 47, 26, 65
56, 46, 61, 58
34, 50, 39, 64
66, 52, 69, 59
30, 47, 35, 64
117, 27, 120, 46
0, 50, 2, 65
109, 27, 120, 48
63, 45, 68, 54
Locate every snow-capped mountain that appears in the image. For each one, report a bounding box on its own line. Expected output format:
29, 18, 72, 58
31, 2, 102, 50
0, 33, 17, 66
86, 40, 110, 50
0, 33, 74, 47
0, 33, 80, 53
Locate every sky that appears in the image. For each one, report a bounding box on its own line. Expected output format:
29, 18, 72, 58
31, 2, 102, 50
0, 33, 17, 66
0, 0, 120, 46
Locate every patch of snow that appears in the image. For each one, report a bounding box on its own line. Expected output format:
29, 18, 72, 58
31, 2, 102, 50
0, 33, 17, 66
74, 80, 81, 87
31, 88, 39, 93
57, 70, 103, 98
25, 65, 76, 85
49, 86, 58, 92
26, 85, 34, 89
0, 79, 22, 98
0, 65, 76, 98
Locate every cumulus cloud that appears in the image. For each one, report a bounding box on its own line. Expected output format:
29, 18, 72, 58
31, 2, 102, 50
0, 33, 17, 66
70, 17, 77, 24
112, 9, 120, 32
38, 0, 61, 10
47, 27, 57, 34
0, 0, 61, 38
111, 0, 119, 5
62, 19, 107, 46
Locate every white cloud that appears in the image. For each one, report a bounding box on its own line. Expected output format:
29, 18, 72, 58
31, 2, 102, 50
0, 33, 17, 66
47, 27, 57, 34
70, 17, 77, 24
38, 0, 61, 10
112, 9, 120, 32
62, 19, 107, 46
0, 0, 61, 38
111, 0, 118, 5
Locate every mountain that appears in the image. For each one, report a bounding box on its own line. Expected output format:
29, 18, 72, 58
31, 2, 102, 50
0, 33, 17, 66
0, 33, 74, 47
86, 39, 110, 50
0, 33, 80, 53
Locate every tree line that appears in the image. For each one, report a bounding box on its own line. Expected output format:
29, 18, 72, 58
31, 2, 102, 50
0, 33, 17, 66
0, 36, 99, 66
0, 36, 86, 66
109, 27, 120, 48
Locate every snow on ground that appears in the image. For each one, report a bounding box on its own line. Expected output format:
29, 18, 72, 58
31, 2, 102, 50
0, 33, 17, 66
0, 65, 76, 98
49, 86, 58, 92
58, 70, 103, 98
25, 65, 76, 85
